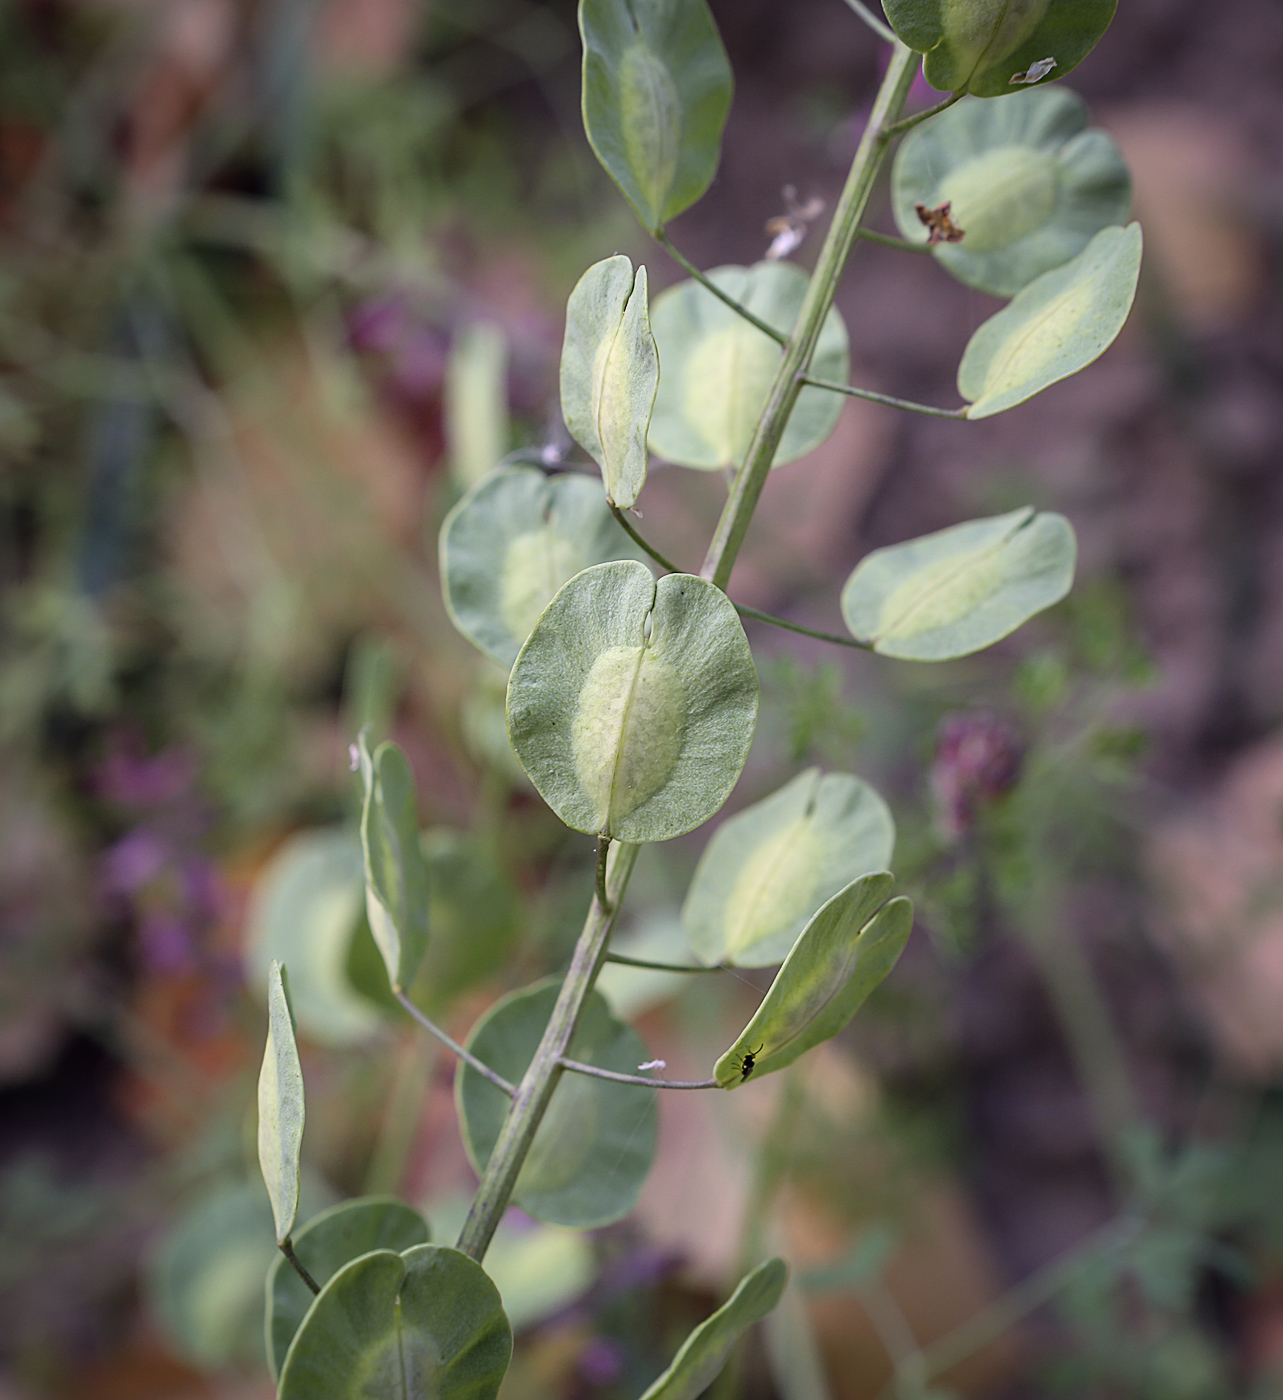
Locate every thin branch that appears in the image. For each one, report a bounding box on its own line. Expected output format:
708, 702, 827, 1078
837, 0, 898, 45
279, 1239, 321, 1296
801, 374, 968, 420
736, 602, 872, 650
604, 951, 720, 973
855, 227, 930, 254
610, 503, 681, 574
559, 1057, 720, 1090
614, 501, 873, 648
893, 1213, 1147, 1393
883, 92, 963, 141
394, 990, 515, 1096
655, 230, 788, 345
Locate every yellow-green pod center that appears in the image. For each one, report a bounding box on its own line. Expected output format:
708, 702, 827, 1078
571, 644, 685, 833
938, 147, 1059, 251
722, 820, 825, 961
619, 43, 679, 220
500, 529, 581, 645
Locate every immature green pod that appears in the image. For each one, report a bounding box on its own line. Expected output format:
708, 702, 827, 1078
457, 981, 658, 1228
580, 0, 733, 233
265, 1198, 430, 1380
881, 0, 1116, 96
958, 222, 1143, 418
841, 507, 1077, 660
891, 88, 1131, 297
639, 1258, 788, 1400
559, 255, 659, 509
683, 768, 895, 967
356, 735, 431, 993
714, 874, 912, 1087
277, 1244, 512, 1400
257, 961, 304, 1245
506, 560, 758, 843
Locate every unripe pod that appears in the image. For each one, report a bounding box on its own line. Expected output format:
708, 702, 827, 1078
881, 0, 1116, 96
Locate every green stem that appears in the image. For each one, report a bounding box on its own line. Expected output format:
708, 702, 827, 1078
886, 1212, 1146, 1395
558, 1058, 719, 1090
279, 1238, 321, 1296
801, 373, 968, 419
735, 602, 871, 650
838, 0, 898, 44
855, 228, 931, 254
610, 503, 683, 574
655, 230, 788, 345
363, 1034, 436, 1194
394, 990, 515, 1097
700, 42, 920, 591
712, 1068, 806, 1400
882, 91, 962, 140
455, 842, 640, 1260
612, 502, 872, 649
602, 951, 718, 973
1022, 900, 1139, 1193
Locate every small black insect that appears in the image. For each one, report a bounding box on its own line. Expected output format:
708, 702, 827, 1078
739, 1044, 764, 1082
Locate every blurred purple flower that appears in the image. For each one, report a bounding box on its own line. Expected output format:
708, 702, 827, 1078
348, 295, 407, 354
348, 295, 448, 405
94, 740, 195, 810
931, 710, 1024, 841
578, 1336, 625, 1387
180, 854, 224, 924
138, 912, 195, 976
100, 827, 168, 895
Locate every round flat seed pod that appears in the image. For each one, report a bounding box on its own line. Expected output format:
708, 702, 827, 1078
958, 223, 1142, 419
841, 506, 1076, 660
882, 0, 1117, 97
579, 0, 732, 233
440, 467, 647, 669
714, 875, 912, 1088
647, 262, 848, 471
506, 559, 758, 843
892, 88, 1131, 297
683, 768, 895, 968
277, 1244, 511, 1400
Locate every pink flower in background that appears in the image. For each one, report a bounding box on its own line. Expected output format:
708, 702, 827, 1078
931, 710, 1024, 841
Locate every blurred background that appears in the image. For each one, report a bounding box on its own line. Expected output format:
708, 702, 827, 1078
2, 0, 1282, 1396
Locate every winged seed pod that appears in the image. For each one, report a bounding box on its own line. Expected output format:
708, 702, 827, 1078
881, 0, 1117, 97
257, 961, 304, 1245
560, 255, 659, 509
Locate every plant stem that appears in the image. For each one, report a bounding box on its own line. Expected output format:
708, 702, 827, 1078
884, 1212, 1146, 1396
700, 42, 921, 591
838, 0, 898, 45
558, 1057, 719, 1090
613, 503, 873, 648
279, 1238, 321, 1296
882, 91, 962, 140
712, 1068, 806, 1400
610, 502, 682, 574
456, 842, 640, 1261
735, 602, 871, 649
394, 990, 515, 1097
655, 230, 788, 345
801, 373, 968, 419
363, 1034, 436, 1194
603, 950, 718, 973
855, 227, 930, 253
